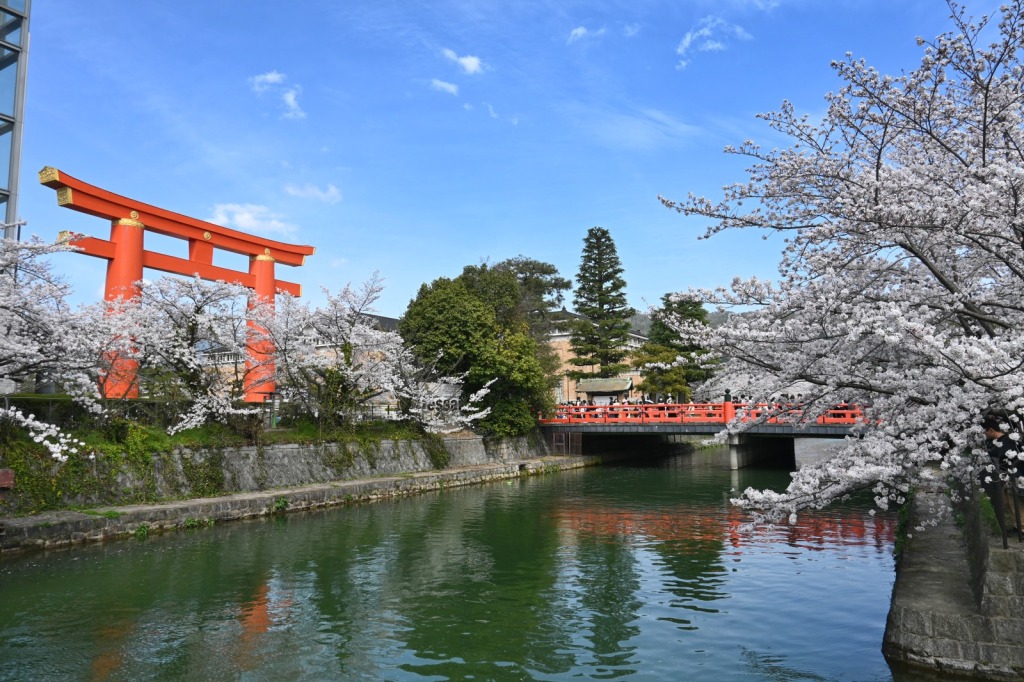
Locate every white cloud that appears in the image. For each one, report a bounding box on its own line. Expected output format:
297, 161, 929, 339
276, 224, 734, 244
442, 48, 485, 74
248, 71, 306, 119
431, 78, 459, 95
248, 71, 285, 93
567, 26, 605, 44
284, 182, 342, 204
676, 16, 752, 69
208, 203, 297, 236
485, 103, 498, 119
624, 23, 640, 38
281, 86, 306, 119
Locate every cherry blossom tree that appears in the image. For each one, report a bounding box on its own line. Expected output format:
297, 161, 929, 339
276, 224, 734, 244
0, 235, 90, 459
263, 273, 490, 433
659, 1, 1024, 523
55, 277, 264, 435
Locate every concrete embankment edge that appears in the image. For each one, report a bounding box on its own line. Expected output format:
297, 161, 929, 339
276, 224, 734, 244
883, 480, 1024, 680
0, 454, 602, 554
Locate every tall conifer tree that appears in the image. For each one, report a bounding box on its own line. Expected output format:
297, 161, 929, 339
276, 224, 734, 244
568, 226, 635, 379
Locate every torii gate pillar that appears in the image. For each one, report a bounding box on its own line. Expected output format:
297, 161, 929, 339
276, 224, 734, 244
248, 251, 277, 398
40, 167, 315, 403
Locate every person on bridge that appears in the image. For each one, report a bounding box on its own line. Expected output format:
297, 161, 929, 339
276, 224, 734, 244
982, 414, 1024, 535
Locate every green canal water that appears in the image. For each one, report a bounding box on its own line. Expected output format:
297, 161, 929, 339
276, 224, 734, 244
1, 448, 905, 681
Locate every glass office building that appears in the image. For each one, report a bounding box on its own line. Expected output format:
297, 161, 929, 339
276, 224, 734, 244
0, 0, 28, 239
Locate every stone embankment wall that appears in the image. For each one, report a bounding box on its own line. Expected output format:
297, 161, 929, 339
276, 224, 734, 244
883, 481, 1024, 680
0, 434, 608, 554
153, 433, 538, 496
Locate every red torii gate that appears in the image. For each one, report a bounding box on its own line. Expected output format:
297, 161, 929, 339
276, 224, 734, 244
39, 166, 316, 403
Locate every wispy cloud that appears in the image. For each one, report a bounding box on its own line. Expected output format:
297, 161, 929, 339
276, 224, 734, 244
567, 104, 700, 150
442, 48, 485, 74
248, 71, 286, 93
209, 203, 297, 236
431, 78, 459, 95
567, 26, 606, 45
248, 70, 306, 119
676, 16, 752, 69
284, 182, 342, 204
624, 23, 640, 38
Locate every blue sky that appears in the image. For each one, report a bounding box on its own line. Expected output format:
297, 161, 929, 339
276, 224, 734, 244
19, 1, 983, 317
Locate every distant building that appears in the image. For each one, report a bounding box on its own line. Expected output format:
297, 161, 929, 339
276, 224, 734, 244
0, 0, 29, 238
546, 309, 647, 404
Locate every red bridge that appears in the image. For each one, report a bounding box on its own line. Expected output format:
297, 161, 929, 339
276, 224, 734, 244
539, 402, 867, 465
540, 402, 864, 430
539, 402, 866, 464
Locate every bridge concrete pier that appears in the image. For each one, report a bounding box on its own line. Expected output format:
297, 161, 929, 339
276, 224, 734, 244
728, 434, 795, 470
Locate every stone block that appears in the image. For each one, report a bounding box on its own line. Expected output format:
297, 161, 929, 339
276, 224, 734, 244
992, 618, 1024, 644
985, 573, 1016, 597
979, 642, 1024, 669
900, 608, 934, 637
988, 550, 1017, 574
0, 469, 14, 489
934, 613, 989, 642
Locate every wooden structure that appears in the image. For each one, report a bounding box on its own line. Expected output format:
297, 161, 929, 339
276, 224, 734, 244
39, 167, 315, 402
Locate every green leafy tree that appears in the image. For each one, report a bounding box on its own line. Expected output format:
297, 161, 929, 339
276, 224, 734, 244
493, 256, 572, 339
494, 256, 572, 384
399, 278, 494, 377
632, 293, 712, 401
568, 227, 635, 379
399, 265, 553, 437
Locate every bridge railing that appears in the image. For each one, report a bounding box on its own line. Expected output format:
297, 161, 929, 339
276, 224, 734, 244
538, 403, 866, 427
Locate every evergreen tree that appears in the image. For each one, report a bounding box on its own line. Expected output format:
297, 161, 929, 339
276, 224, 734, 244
494, 255, 572, 384
632, 293, 712, 401
493, 255, 571, 340
568, 227, 635, 379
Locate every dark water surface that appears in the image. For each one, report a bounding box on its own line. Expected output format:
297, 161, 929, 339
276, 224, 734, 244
0, 448, 904, 681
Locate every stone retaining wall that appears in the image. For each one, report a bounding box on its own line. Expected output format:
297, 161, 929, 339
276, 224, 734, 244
0, 431, 543, 514
883, 482, 1024, 679
0, 440, 601, 554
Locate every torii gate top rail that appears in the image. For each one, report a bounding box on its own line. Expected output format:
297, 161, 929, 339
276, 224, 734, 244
40, 166, 314, 296
538, 402, 865, 427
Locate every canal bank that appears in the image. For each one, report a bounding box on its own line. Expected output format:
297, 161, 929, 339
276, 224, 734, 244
884, 473, 1024, 680
0, 455, 605, 553
0, 430, 681, 553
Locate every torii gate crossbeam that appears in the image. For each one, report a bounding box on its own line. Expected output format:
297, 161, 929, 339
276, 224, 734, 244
39, 166, 316, 403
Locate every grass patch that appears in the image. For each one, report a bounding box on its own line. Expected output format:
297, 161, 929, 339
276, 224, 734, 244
81, 509, 123, 519
894, 489, 914, 559
979, 493, 1002, 536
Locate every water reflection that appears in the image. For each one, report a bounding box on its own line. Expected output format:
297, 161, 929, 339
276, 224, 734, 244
0, 448, 907, 681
